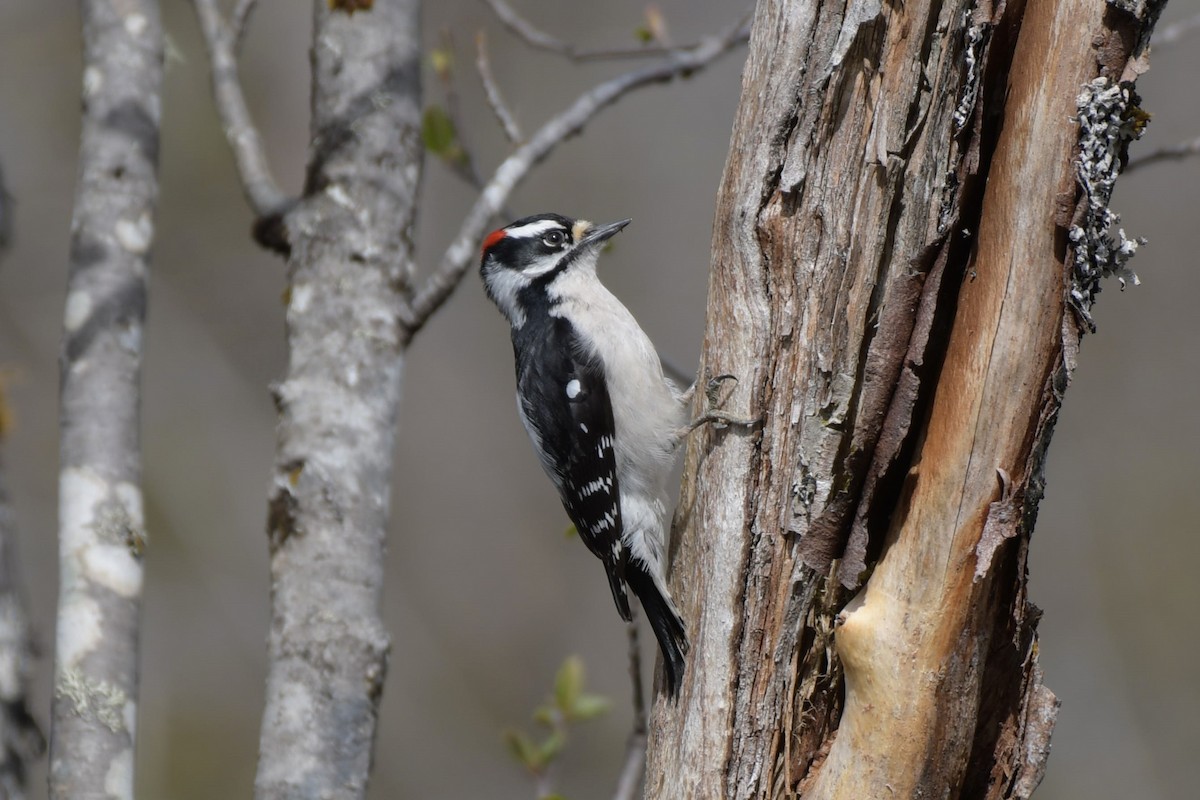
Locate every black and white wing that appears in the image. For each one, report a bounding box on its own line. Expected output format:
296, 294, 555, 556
514, 318, 630, 620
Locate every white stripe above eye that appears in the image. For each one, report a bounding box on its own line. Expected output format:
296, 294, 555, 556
505, 219, 566, 239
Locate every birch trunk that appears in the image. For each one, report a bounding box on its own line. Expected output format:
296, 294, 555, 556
645, 0, 1163, 796
52, 2, 162, 797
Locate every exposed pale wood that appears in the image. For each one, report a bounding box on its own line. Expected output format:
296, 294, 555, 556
804, 0, 1107, 793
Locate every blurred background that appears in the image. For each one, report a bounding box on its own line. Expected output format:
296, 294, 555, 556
0, 2, 1196, 798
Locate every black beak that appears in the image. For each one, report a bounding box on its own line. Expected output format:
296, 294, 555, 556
580, 218, 632, 248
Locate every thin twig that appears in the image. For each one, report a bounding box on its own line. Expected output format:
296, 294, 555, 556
431, 31, 516, 220
230, 0, 259, 53
613, 614, 647, 800
1125, 134, 1200, 173
482, 0, 745, 61
192, 0, 291, 217
1154, 11, 1200, 48
476, 31, 523, 143
403, 16, 750, 333
434, 29, 490, 188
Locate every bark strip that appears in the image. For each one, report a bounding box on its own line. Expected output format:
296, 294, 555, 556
52, 2, 162, 798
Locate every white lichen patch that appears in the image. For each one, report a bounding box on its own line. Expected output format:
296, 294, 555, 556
105, 748, 134, 800
61, 467, 110, 557
60, 468, 145, 596
116, 321, 142, 355
83, 66, 103, 98
327, 184, 354, 209
1069, 77, 1146, 331
290, 283, 314, 314
57, 596, 103, 668
124, 13, 148, 38
57, 668, 129, 733
83, 544, 143, 597
114, 481, 145, 530
953, 16, 988, 131
114, 213, 154, 254
65, 290, 93, 331
279, 680, 315, 729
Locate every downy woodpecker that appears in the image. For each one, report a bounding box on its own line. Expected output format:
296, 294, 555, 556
479, 213, 696, 697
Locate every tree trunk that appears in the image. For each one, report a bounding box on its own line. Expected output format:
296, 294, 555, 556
645, 0, 1162, 797
52, 2, 162, 797
253, 3, 422, 798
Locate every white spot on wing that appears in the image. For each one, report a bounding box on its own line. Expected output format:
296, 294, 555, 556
566, 379, 581, 399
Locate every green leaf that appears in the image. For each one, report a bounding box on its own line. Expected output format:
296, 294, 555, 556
569, 692, 611, 721
539, 729, 566, 763
421, 106, 456, 156
533, 704, 556, 727
429, 46, 454, 80
504, 730, 543, 770
554, 656, 584, 713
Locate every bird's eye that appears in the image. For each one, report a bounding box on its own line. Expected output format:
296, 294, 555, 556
543, 230, 566, 248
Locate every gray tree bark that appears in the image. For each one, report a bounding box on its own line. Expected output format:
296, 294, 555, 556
52, 2, 162, 798
645, 0, 1163, 797
253, 3, 422, 798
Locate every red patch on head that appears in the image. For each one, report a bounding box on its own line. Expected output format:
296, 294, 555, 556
482, 228, 507, 254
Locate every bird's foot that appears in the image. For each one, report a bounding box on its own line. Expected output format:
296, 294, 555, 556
684, 374, 761, 434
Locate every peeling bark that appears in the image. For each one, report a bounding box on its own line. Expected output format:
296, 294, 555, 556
644, 0, 1162, 796
51, 3, 162, 798
253, 3, 421, 798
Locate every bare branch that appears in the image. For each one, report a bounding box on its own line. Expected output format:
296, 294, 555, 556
483, 0, 749, 61
230, 0, 260, 53
1153, 11, 1200, 48
1125, 134, 1200, 172
613, 617, 647, 800
403, 18, 750, 333
476, 31, 523, 143
51, 2, 162, 797
192, 0, 291, 217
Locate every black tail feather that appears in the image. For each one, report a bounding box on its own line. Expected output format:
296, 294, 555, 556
626, 561, 688, 698
603, 556, 633, 622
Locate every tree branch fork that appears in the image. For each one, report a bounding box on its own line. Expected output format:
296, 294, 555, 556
193, 0, 749, 340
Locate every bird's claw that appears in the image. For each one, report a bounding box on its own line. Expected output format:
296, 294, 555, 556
686, 373, 760, 434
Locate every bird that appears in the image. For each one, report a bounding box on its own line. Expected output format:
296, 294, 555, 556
479, 212, 750, 697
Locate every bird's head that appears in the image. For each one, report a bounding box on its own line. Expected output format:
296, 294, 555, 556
479, 213, 630, 327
